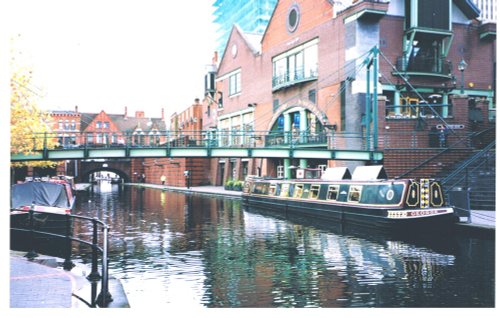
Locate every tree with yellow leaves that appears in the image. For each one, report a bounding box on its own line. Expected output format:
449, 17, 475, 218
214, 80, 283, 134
11, 35, 58, 168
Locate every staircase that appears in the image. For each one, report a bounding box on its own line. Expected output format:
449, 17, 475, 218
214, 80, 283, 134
439, 142, 496, 211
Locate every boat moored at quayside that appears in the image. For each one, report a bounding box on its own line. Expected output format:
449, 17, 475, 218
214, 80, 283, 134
10, 176, 76, 254
242, 166, 457, 231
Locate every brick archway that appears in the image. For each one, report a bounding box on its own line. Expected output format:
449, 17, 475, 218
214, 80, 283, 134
266, 99, 329, 132
79, 160, 133, 183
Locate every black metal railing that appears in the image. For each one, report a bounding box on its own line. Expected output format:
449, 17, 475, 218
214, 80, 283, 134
441, 140, 496, 192
394, 127, 495, 178
272, 66, 318, 90
395, 56, 452, 76
10, 208, 111, 308
24, 129, 375, 152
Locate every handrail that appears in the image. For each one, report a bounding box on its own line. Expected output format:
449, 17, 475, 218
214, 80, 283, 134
441, 140, 496, 192
396, 127, 495, 179
10, 208, 112, 308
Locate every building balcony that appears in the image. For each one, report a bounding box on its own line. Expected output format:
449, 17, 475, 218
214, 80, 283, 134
272, 67, 318, 91
395, 56, 452, 78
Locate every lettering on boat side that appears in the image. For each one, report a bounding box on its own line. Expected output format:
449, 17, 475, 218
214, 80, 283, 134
387, 209, 452, 219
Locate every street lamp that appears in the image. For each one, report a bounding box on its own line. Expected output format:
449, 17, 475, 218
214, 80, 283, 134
457, 59, 468, 94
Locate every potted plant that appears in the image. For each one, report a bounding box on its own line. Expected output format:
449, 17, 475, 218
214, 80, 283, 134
233, 180, 243, 191
225, 179, 234, 190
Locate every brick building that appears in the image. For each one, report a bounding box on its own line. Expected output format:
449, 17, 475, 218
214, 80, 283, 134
142, 99, 211, 187
201, 0, 495, 184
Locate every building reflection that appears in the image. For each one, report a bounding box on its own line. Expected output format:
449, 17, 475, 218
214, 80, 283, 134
72, 187, 493, 308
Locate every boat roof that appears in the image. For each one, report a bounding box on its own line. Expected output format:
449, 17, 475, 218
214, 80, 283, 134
321, 167, 352, 181
351, 165, 387, 181
11, 181, 73, 209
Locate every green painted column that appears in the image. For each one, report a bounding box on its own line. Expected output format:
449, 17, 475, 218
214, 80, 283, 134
300, 159, 307, 168
284, 158, 291, 179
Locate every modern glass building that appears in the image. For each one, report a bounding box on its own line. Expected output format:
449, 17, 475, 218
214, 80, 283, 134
213, 0, 278, 56
472, 0, 497, 22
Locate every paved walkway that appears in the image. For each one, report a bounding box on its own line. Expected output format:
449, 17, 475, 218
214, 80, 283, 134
9, 184, 494, 308
10, 253, 82, 308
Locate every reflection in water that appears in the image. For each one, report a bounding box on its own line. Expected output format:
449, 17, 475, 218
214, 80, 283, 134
73, 185, 495, 308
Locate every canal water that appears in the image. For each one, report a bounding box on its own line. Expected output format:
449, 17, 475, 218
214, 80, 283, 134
72, 183, 495, 308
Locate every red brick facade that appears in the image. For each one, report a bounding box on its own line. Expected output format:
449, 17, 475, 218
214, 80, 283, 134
200, 0, 495, 183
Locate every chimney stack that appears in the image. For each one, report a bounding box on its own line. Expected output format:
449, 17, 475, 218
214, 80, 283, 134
75, 105, 79, 113
124, 106, 128, 118
161, 108, 164, 120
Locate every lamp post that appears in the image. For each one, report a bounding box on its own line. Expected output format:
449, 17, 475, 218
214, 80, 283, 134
457, 59, 468, 94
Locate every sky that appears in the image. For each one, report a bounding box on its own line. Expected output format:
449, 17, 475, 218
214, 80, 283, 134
8, 0, 218, 121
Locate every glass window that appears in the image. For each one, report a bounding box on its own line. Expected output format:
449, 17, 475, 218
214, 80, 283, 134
269, 184, 277, 196
309, 184, 320, 199
280, 183, 290, 197
348, 185, 363, 202
293, 184, 303, 198
229, 71, 241, 96
327, 185, 339, 201
96, 121, 102, 129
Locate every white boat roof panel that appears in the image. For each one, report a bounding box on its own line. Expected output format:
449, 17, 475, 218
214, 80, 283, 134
351, 165, 388, 181
321, 167, 351, 181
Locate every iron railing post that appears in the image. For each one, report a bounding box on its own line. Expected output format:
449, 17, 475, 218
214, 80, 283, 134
87, 218, 101, 281
96, 225, 112, 307
62, 213, 74, 270
24, 204, 38, 260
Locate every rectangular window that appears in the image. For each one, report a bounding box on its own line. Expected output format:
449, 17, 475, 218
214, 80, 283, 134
96, 121, 102, 129
308, 89, 316, 104
309, 184, 320, 199
327, 185, 339, 201
348, 185, 363, 202
229, 71, 241, 96
272, 39, 318, 89
280, 183, 290, 197
277, 165, 284, 179
269, 184, 277, 196
104, 121, 110, 129
293, 184, 304, 198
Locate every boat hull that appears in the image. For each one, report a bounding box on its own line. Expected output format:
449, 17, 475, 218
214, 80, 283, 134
10, 212, 73, 258
242, 194, 456, 232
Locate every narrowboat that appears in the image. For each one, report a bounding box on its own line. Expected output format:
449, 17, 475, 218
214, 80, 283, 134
10, 176, 76, 253
242, 166, 456, 231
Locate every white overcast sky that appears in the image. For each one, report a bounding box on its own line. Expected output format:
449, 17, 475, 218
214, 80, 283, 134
8, 0, 218, 120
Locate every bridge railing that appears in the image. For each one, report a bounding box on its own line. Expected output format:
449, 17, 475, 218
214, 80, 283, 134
26, 130, 376, 151
22, 128, 491, 154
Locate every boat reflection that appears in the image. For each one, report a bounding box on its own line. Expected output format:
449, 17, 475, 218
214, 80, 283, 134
71, 187, 493, 308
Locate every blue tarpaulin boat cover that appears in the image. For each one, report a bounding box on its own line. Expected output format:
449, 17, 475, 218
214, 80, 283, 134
11, 182, 72, 209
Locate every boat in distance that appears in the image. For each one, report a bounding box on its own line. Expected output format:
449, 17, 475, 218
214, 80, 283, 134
242, 166, 456, 231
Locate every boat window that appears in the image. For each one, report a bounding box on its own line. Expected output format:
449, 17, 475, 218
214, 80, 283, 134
253, 183, 269, 195
280, 183, 290, 197
293, 184, 304, 198
309, 184, 320, 199
348, 185, 362, 202
430, 181, 444, 207
269, 184, 277, 196
406, 181, 420, 207
326, 185, 339, 201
